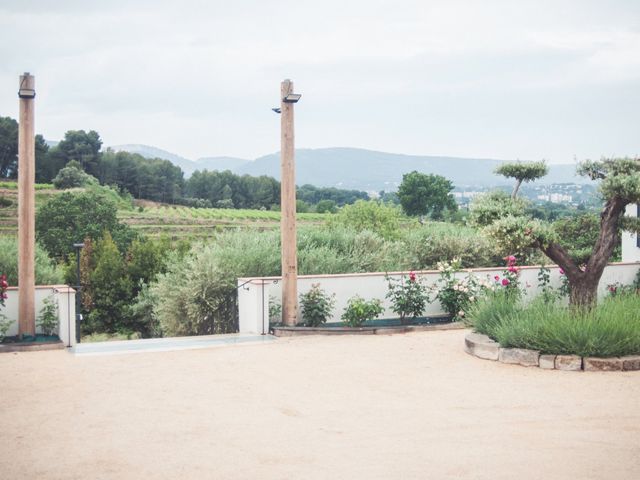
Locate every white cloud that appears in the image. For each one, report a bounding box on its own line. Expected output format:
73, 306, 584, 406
0, 0, 639, 161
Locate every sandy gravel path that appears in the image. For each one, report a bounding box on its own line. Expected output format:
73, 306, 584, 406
1, 329, 639, 479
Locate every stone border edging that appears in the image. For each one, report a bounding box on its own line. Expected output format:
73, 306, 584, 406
273, 322, 466, 337
464, 332, 640, 371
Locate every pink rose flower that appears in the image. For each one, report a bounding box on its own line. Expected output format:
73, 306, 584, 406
501, 278, 510, 286
494, 275, 500, 281
409, 272, 416, 282
559, 268, 564, 275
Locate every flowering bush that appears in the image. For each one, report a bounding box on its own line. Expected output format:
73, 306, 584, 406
0, 273, 10, 340
492, 255, 523, 299
430, 259, 486, 321
385, 271, 429, 324
606, 282, 638, 298
0, 274, 7, 307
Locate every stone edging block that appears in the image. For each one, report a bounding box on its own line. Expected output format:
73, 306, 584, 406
583, 357, 622, 371
464, 333, 500, 361
464, 333, 640, 372
498, 348, 540, 366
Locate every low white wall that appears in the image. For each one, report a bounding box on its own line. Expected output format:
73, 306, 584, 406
2, 286, 77, 347
238, 263, 640, 334
622, 204, 640, 262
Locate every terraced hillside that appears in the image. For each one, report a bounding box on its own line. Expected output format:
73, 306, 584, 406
0, 184, 329, 239
0, 184, 58, 236
120, 202, 328, 238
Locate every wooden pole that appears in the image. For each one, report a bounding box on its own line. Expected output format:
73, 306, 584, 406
280, 79, 298, 326
18, 73, 36, 338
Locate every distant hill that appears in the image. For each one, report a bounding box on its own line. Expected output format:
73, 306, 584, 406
195, 156, 249, 172
236, 148, 586, 190
106, 144, 586, 190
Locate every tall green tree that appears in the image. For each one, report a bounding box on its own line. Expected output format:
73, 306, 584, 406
85, 232, 133, 334
495, 160, 549, 199
0, 116, 18, 177
397, 171, 457, 220
35, 188, 134, 259
56, 130, 102, 177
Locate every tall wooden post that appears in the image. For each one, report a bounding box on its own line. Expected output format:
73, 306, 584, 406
280, 79, 298, 326
18, 73, 36, 337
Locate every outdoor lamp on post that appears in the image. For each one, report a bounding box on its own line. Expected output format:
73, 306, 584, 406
277, 79, 301, 327
73, 242, 84, 343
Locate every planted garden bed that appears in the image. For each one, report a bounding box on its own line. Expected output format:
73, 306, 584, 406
0, 334, 64, 353
272, 315, 465, 336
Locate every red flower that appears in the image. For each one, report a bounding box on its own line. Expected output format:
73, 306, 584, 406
408, 271, 416, 282
501, 278, 510, 286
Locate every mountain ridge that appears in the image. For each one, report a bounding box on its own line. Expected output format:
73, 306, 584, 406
107, 144, 586, 190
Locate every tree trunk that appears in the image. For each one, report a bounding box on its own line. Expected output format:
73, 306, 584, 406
568, 276, 599, 310
511, 179, 523, 199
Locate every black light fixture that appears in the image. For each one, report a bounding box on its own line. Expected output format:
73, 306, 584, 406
18, 72, 35, 99
272, 107, 281, 114
282, 93, 301, 103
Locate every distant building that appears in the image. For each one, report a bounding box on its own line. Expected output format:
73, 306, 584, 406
536, 193, 573, 203
622, 204, 640, 262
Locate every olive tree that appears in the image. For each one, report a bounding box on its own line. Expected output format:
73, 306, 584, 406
485, 158, 640, 307
495, 160, 549, 199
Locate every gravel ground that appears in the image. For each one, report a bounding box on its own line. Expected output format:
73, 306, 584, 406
1, 329, 638, 480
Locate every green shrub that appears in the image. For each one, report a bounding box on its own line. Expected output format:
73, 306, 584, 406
0, 196, 12, 207
0, 315, 11, 340
341, 296, 384, 327
401, 222, 502, 269
331, 200, 404, 240
299, 283, 335, 327
466, 293, 640, 357
464, 289, 521, 335
269, 296, 282, 324
468, 190, 528, 227
37, 295, 58, 336
52, 164, 98, 189
0, 236, 63, 285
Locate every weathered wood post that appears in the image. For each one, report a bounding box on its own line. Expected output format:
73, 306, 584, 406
18, 72, 36, 337
280, 79, 301, 326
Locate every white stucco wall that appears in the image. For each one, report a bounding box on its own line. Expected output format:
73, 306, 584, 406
2, 286, 77, 346
238, 263, 640, 333
622, 204, 640, 262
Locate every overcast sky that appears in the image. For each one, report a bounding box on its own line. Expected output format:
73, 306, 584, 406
1, 0, 639, 163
